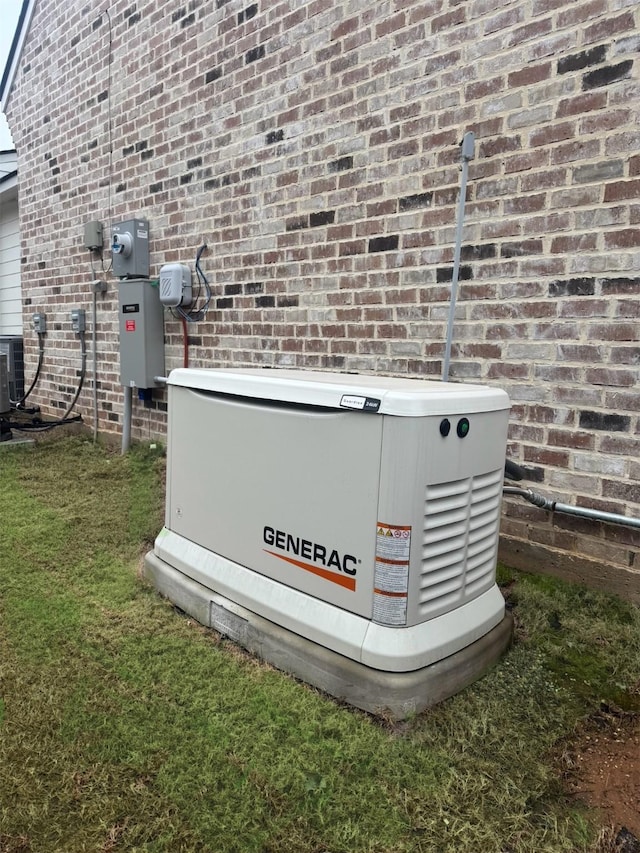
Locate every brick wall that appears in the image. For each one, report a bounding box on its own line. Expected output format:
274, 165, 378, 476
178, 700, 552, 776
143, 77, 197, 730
6, 0, 639, 595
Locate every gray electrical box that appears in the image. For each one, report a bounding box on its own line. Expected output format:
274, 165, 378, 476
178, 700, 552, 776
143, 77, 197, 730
84, 220, 103, 251
118, 279, 165, 388
112, 219, 150, 279
33, 313, 46, 334
71, 309, 86, 334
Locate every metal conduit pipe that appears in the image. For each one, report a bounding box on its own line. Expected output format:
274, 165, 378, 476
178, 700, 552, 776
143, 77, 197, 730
92, 289, 98, 442
442, 131, 475, 383
503, 486, 640, 530
121, 385, 132, 455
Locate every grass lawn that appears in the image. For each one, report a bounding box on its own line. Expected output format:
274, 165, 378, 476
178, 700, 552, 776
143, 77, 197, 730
1, 435, 639, 853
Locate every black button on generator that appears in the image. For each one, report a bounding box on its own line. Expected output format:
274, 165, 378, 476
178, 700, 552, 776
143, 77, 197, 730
439, 418, 451, 437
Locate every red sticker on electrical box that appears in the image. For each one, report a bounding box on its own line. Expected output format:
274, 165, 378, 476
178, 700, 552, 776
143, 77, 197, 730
125, 320, 136, 332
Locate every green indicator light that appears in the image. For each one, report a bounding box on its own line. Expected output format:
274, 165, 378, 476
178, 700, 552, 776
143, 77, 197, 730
457, 417, 470, 438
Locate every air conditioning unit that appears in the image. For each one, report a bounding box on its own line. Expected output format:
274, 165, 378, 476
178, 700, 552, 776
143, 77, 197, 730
145, 368, 512, 718
0, 353, 11, 415
0, 337, 24, 403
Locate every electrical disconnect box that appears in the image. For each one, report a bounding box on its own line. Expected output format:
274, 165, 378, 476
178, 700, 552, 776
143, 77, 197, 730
33, 313, 46, 334
118, 279, 165, 388
112, 219, 150, 279
84, 220, 103, 251
71, 309, 86, 334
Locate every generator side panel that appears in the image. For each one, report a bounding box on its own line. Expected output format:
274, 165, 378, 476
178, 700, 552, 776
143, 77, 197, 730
376, 407, 510, 628
165, 386, 384, 618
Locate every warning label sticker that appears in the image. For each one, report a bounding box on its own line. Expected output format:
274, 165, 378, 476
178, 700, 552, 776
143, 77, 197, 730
373, 522, 411, 626
375, 523, 411, 562
125, 319, 136, 332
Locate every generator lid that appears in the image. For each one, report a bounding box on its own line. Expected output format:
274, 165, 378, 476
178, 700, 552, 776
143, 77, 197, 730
168, 368, 510, 416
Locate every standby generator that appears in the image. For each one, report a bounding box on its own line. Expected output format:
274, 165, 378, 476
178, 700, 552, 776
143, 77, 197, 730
145, 368, 513, 718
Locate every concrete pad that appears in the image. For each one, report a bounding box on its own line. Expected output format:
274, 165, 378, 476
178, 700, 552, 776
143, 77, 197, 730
0, 436, 35, 449
144, 551, 513, 720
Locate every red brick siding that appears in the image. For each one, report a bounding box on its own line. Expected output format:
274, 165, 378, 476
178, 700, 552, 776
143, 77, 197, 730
5, 0, 639, 589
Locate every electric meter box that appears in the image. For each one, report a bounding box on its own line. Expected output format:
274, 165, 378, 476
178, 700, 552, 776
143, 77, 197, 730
112, 219, 149, 279
118, 278, 165, 388
145, 368, 513, 718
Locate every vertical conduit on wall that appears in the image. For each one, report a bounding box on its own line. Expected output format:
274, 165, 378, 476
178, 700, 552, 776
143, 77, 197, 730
442, 131, 475, 383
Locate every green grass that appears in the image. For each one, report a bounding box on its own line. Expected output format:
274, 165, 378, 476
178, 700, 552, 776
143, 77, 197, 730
1, 435, 639, 853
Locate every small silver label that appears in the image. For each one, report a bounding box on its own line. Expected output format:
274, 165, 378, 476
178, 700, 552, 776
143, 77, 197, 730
340, 394, 366, 409
340, 394, 381, 413
210, 602, 248, 644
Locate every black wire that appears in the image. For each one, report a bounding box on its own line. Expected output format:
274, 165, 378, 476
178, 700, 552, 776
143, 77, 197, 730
504, 459, 526, 482
12, 334, 45, 407
173, 244, 210, 323
12, 332, 88, 430
59, 331, 88, 421
191, 261, 203, 306
8, 415, 83, 432
195, 244, 210, 298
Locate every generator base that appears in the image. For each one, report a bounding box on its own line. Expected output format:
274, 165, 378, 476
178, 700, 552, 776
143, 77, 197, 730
144, 551, 513, 720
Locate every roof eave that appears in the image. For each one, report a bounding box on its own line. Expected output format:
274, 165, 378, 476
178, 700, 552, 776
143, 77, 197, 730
0, 0, 37, 114
0, 171, 18, 193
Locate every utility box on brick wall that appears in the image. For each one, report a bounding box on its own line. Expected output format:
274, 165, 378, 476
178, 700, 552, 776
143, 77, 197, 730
112, 219, 150, 279
118, 279, 165, 388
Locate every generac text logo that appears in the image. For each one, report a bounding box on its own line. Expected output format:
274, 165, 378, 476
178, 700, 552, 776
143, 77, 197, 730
263, 526, 357, 591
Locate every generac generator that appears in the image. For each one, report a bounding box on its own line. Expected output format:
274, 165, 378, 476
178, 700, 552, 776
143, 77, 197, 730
145, 368, 513, 718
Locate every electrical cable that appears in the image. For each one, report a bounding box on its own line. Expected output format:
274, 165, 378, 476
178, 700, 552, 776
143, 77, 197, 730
195, 243, 210, 308
8, 414, 83, 433
11, 333, 45, 408
11, 331, 88, 431
172, 244, 210, 323
504, 458, 525, 481
60, 330, 87, 421
180, 315, 189, 367
92, 285, 98, 440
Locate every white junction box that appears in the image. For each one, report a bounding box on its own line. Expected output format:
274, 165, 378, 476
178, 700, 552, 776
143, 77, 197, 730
145, 368, 513, 718
159, 263, 192, 308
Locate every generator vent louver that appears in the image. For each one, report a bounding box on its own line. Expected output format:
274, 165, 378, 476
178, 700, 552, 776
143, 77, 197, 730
420, 468, 503, 618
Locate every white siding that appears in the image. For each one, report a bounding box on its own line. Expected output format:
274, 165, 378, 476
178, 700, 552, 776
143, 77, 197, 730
0, 190, 22, 336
